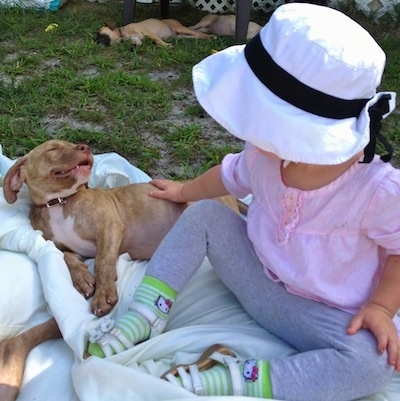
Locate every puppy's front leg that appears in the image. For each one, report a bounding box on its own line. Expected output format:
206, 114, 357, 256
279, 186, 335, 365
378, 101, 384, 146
130, 37, 143, 46
91, 220, 124, 316
64, 251, 96, 299
175, 27, 214, 40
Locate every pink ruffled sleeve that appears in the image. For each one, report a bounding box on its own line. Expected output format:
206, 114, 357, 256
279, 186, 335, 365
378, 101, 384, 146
220, 145, 253, 199
362, 168, 400, 254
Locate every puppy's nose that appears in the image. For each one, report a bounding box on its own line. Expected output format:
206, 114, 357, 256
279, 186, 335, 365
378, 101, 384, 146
76, 144, 90, 153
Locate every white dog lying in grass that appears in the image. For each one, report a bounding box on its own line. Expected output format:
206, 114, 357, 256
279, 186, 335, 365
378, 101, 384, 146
190, 14, 262, 39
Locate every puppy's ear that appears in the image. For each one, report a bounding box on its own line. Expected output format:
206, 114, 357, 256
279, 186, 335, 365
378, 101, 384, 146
3, 157, 28, 204
105, 21, 117, 30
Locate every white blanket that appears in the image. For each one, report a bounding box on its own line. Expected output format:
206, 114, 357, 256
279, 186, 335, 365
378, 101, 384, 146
1, 145, 399, 401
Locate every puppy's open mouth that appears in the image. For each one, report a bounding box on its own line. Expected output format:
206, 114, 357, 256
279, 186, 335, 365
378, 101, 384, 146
54, 161, 92, 178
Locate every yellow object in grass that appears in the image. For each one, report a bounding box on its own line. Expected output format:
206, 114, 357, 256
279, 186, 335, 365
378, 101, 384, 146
45, 23, 59, 33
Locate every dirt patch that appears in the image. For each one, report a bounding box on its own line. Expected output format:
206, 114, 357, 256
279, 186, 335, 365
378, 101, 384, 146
146, 95, 244, 177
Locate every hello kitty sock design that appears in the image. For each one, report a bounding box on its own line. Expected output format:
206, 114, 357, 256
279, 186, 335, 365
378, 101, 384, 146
88, 276, 176, 357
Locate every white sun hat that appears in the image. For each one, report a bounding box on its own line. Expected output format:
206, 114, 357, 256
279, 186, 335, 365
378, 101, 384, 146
192, 3, 396, 165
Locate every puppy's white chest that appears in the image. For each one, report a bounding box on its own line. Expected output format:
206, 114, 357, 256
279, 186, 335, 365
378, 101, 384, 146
47, 207, 96, 257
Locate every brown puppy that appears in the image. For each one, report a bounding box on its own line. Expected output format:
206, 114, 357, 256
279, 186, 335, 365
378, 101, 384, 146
3, 140, 242, 317
190, 14, 262, 40
95, 18, 214, 47
3, 140, 188, 316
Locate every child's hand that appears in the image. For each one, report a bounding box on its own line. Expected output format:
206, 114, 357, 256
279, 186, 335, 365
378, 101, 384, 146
347, 302, 400, 371
149, 179, 186, 203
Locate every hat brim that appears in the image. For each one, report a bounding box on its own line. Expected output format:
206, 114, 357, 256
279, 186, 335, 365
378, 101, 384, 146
193, 45, 375, 165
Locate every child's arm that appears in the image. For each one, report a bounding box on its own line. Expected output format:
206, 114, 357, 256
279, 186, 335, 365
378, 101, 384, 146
149, 165, 230, 203
347, 254, 400, 371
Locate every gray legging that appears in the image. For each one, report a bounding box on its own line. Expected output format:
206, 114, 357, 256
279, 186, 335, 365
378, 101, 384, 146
146, 200, 394, 401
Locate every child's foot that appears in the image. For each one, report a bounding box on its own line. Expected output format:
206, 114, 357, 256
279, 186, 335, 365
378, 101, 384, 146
161, 344, 272, 398
87, 276, 176, 357
87, 313, 148, 357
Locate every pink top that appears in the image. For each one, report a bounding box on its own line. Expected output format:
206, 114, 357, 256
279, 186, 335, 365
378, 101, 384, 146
221, 142, 400, 316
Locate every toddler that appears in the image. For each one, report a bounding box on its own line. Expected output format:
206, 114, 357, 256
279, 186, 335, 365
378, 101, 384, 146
87, 3, 400, 400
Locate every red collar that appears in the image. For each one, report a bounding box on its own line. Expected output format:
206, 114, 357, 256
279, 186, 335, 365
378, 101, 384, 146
34, 197, 68, 208
117, 28, 124, 38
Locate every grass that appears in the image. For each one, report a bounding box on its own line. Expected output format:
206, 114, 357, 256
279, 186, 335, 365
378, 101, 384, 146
0, 0, 399, 178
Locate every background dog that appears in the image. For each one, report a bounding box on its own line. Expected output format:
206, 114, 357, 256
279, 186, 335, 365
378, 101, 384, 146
3, 140, 242, 316
95, 18, 214, 47
190, 14, 262, 40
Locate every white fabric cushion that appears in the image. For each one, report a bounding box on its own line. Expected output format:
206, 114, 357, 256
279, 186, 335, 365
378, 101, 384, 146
0, 250, 51, 340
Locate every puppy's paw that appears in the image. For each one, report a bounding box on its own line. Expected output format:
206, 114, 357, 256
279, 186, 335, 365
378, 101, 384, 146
91, 285, 118, 316
73, 269, 96, 299
64, 254, 96, 298
131, 38, 143, 46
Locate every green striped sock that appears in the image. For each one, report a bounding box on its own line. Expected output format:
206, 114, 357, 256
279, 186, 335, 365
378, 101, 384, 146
202, 364, 232, 396
118, 275, 176, 340
88, 276, 176, 357
174, 359, 272, 398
